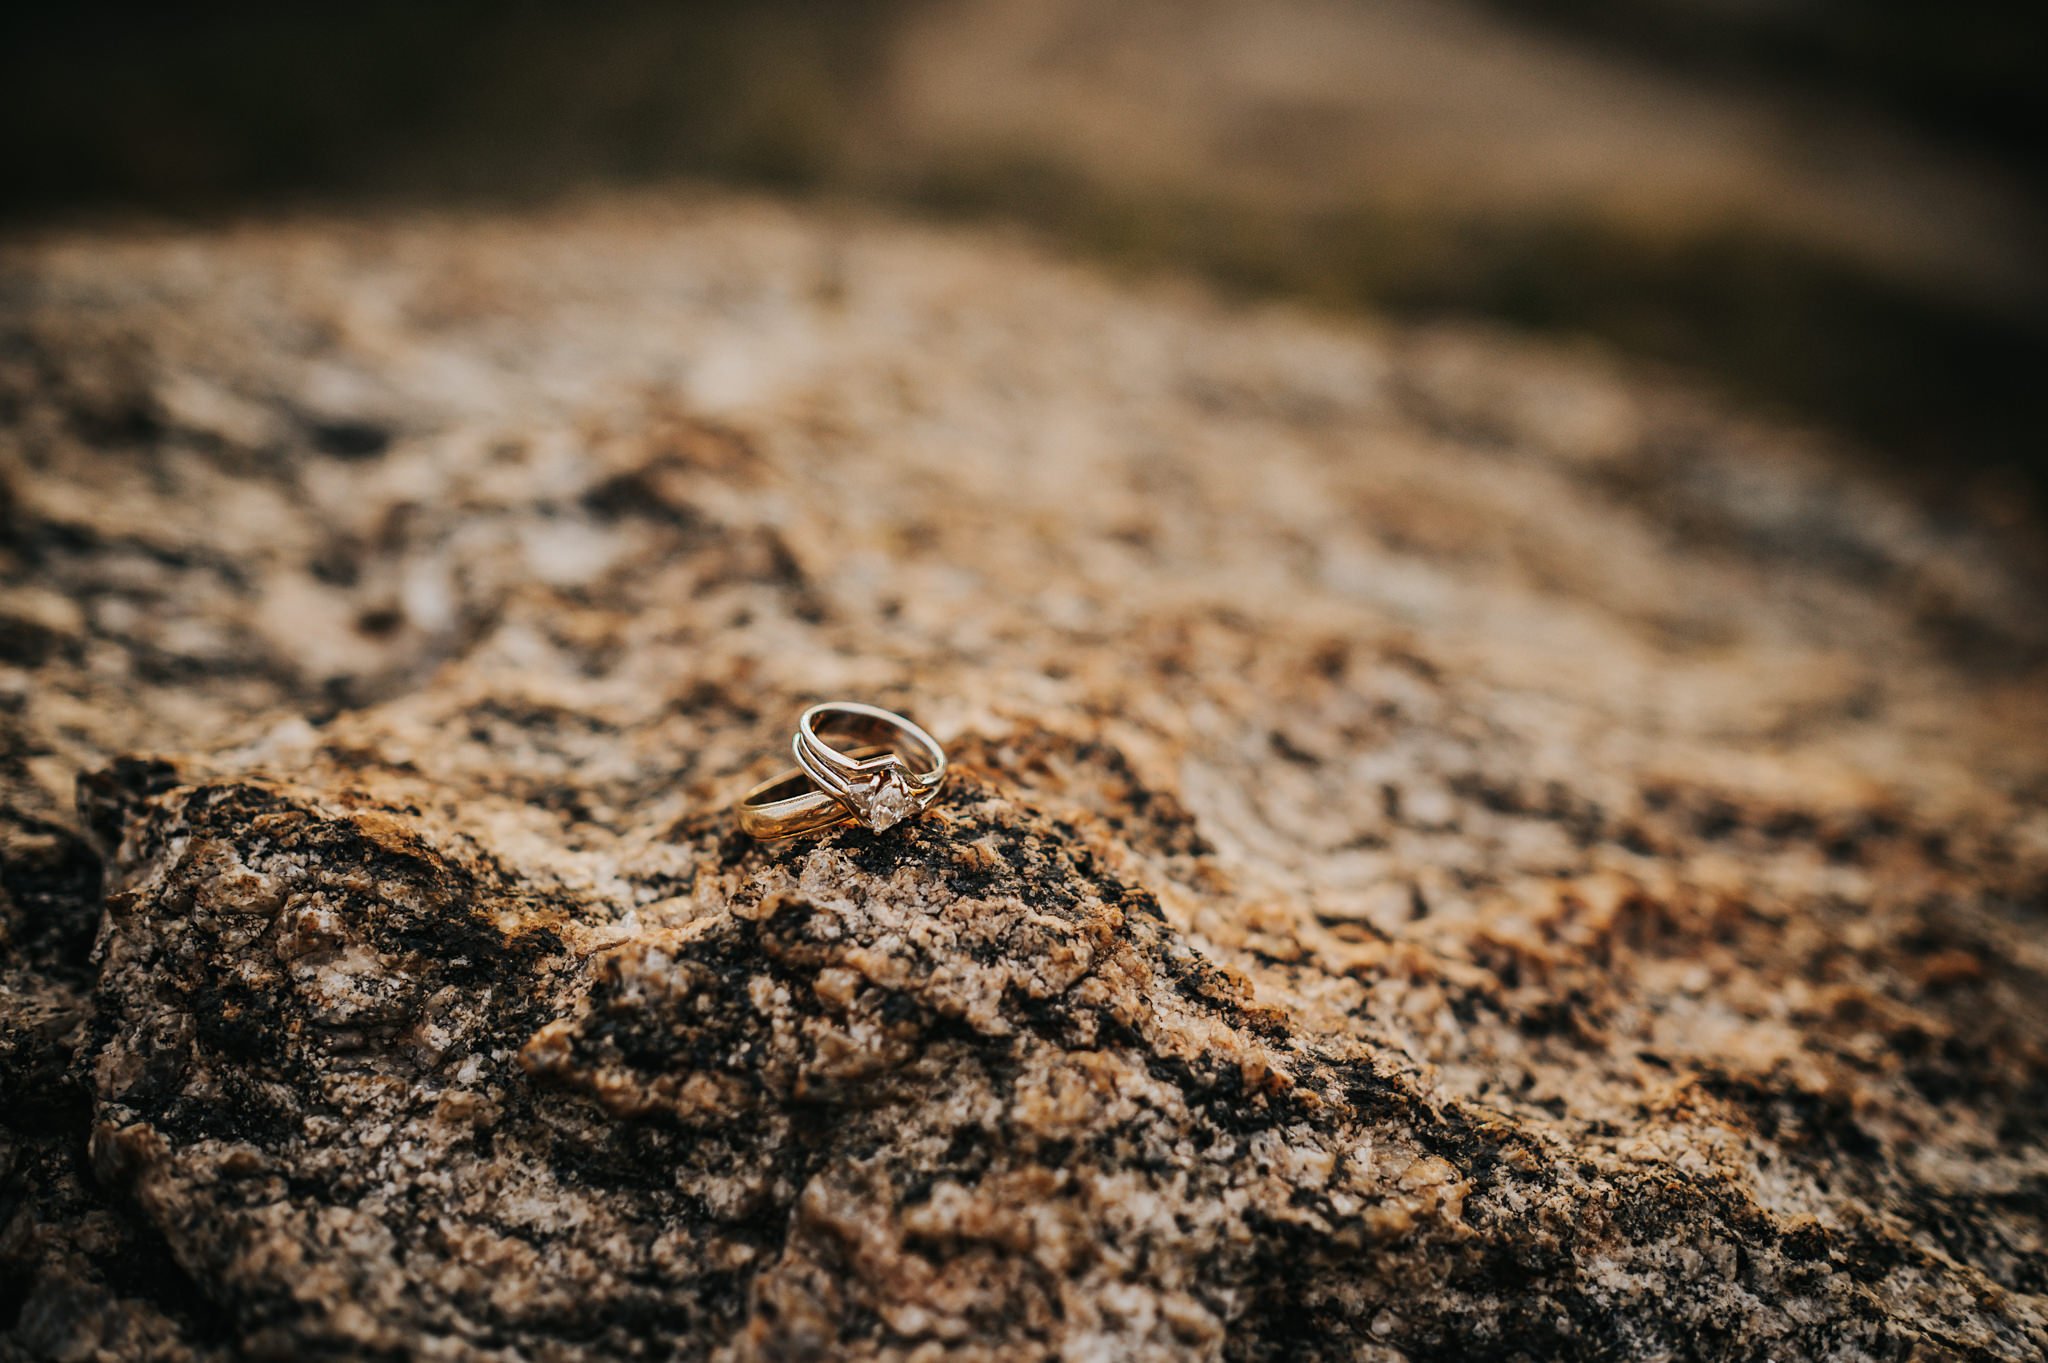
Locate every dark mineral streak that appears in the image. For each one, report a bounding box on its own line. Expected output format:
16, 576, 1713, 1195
2, 197, 2046, 1360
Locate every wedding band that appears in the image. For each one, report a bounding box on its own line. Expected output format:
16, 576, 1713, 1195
736, 702, 947, 840
734, 762, 868, 841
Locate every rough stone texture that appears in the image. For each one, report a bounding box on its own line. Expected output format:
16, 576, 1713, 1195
2, 194, 2047, 1361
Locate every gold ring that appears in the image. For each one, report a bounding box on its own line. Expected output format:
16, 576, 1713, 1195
736, 702, 947, 839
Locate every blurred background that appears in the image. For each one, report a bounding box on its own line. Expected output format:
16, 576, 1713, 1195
4, 0, 2043, 535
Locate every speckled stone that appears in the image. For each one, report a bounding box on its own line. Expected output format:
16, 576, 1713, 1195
3, 195, 2046, 1361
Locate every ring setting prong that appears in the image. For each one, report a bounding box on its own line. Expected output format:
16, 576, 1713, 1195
847, 765, 920, 832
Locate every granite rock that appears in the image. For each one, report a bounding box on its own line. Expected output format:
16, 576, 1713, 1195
2, 195, 2046, 1360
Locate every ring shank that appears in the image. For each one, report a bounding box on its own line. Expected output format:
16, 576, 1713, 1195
794, 702, 947, 804
805, 711, 942, 775
736, 775, 852, 839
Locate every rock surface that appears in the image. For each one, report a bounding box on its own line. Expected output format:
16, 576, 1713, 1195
3, 194, 2047, 1360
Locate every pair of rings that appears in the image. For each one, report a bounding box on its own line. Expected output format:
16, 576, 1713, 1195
736, 701, 947, 840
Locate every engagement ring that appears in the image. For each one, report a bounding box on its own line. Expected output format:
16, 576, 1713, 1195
736, 701, 947, 840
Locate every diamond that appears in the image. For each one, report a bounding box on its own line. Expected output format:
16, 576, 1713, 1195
849, 769, 920, 832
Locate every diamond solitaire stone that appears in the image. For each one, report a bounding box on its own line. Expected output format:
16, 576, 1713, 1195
848, 769, 920, 832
